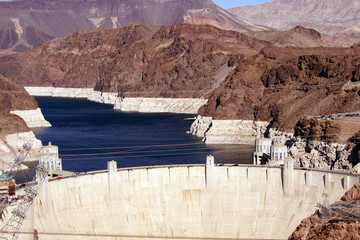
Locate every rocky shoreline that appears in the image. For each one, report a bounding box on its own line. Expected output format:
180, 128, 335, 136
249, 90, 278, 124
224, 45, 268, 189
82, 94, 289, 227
189, 115, 360, 172
189, 115, 270, 144
25, 87, 208, 114
24, 87, 360, 172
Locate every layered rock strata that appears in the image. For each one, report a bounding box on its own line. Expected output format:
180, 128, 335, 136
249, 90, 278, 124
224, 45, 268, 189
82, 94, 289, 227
25, 87, 208, 114
189, 115, 294, 145
25, 87, 94, 98
114, 97, 207, 114
190, 116, 270, 144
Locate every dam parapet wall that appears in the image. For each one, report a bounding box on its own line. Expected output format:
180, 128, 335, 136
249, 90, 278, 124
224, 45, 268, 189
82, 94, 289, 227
33, 162, 359, 240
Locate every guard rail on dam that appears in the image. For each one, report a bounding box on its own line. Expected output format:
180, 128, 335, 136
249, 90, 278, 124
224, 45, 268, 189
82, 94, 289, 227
20, 158, 359, 240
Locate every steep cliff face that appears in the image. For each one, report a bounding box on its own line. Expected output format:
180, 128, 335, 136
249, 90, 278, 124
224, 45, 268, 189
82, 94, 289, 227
229, 0, 360, 47
0, 74, 38, 134
0, 74, 45, 170
0, 0, 257, 52
0, 74, 38, 112
199, 46, 360, 132
0, 24, 269, 98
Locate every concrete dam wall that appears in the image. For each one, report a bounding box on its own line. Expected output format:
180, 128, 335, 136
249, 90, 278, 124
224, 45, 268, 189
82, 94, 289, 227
32, 160, 359, 240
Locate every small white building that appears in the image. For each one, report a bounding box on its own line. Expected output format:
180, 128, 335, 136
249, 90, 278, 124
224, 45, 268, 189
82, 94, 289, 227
40, 142, 62, 175
270, 145, 288, 162
253, 138, 288, 165
253, 138, 272, 165
255, 138, 272, 154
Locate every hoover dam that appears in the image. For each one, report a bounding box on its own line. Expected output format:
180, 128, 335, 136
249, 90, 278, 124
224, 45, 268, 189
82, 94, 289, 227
10, 157, 359, 240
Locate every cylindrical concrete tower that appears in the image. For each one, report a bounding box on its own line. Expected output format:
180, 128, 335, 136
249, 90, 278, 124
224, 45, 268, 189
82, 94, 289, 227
270, 145, 288, 162
253, 138, 272, 165
40, 142, 62, 174
255, 138, 272, 154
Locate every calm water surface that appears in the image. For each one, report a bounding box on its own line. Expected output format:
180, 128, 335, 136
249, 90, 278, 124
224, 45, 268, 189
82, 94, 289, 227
16, 97, 253, 182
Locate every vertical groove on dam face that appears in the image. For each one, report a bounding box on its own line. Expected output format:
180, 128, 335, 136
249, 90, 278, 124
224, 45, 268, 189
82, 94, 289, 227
32, 165, 359, 240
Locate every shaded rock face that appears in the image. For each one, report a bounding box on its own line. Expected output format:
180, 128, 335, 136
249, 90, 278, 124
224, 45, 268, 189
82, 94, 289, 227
295, 118, 341, 143
199, 47, 360, 132
348, 131, 360, 169
289, 184, 360, 240
0, 24, 269, 98
0, 74, 38, 134
0, 0, 257, 52
229, 0, 360, 47
0, 74, 37, 112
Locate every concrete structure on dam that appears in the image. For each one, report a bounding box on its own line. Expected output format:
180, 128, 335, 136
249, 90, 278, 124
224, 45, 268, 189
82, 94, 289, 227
5, 157, 354, 240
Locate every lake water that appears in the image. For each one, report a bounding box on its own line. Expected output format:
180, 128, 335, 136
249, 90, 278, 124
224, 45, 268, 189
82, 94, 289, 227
16, 97, 253, 182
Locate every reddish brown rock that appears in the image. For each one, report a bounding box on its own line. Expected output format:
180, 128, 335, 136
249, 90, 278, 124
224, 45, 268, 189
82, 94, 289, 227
0, 0, 257, 52
289, 184, 360, 240
1, 24, 360, 135
0, 74, 37, 111
0, 24, 269, 98
199, 46, 360, 132
294, 118, 341, 143
0, 74, 38, 134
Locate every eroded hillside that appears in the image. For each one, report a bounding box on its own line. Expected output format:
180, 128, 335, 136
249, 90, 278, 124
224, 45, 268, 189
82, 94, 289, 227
0, 0, 256, 52
0, 24, 269, 98
199, 46, 360, 132
1, 24, 360, 135
0, 74, 38, 134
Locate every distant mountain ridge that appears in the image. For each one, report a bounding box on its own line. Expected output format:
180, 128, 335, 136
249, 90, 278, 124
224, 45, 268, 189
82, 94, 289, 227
228, 0, 360, 46
0, 0, 257, 52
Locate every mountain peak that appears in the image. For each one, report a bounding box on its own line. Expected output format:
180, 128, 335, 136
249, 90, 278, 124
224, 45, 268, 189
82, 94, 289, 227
0, 0, 257, 52
228, 0, 360, 46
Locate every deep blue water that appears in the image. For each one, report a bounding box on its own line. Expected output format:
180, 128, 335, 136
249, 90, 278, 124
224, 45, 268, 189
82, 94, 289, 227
17, 97, 252, 181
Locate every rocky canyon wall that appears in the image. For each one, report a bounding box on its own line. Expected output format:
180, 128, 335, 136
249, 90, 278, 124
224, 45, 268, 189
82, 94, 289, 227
0, 75, 47, 170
